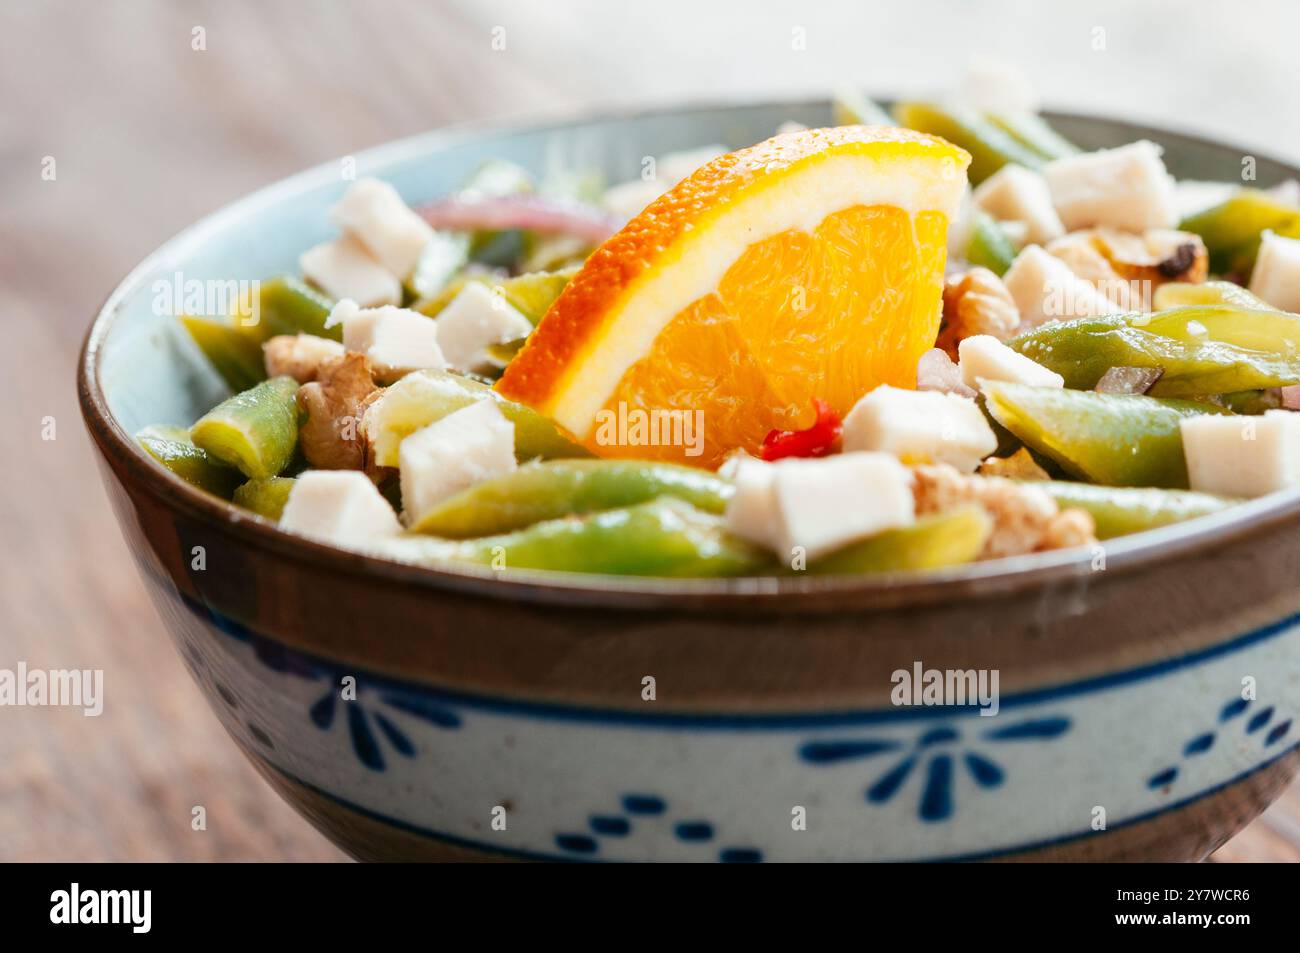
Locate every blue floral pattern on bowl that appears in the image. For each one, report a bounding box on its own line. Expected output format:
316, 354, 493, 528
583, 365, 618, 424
799, 716, 1071, 822
160, 585, 1300, 862
1148, 696, 1293, 790
554, 794, 764, 862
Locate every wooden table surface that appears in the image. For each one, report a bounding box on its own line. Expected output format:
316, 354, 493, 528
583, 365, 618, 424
3, 0, 1298, 861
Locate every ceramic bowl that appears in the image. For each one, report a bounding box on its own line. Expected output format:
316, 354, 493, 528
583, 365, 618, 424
79, 100, 1300, 861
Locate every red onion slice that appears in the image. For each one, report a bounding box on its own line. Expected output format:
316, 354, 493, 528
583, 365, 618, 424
416, 195, 620, 244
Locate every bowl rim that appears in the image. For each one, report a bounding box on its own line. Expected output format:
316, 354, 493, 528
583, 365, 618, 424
77, 96, 1300, 612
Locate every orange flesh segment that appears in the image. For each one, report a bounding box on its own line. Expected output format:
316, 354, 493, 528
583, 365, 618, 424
596, 205, 949, 466
496, 126, 970, 468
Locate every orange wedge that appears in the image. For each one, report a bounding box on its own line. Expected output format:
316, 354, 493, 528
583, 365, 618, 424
496, 126, 970, 468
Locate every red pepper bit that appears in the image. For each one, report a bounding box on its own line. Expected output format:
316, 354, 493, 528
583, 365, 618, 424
760, 398, 843, 461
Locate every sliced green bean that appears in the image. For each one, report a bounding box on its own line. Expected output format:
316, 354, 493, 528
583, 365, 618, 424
1217, 389, 1283, 415
985, 112, 1079, 162
1151, 280, 1273, 312
381, 499, 769, 577
894, 101, 1044, 183
1026, 481, 1238, 539
190, 376, 300, 478
966, 211, 1018, 275
1141, 305, 1300, 355
484, 337, 527, 368
409, 460, 733, 537
366, 369, 588, 467
181, 316, 266, 392
497, 265, 580, 324
1179, 189, 1300, 275
1009, 307, 1300, 397
979, 395, 1023, 458
233, 476, 297, 520
136, 425, 241, 497
982, 380, 1230, 488
808, 505, 992, 574
831, 88, 894, 126
253, 276, 337, 341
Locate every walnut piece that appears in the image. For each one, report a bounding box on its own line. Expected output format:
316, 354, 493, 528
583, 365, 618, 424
911, 463, 1096, 559
1093, 228, 1209, 285
937, 267, 1021, 359
263, 333, 346, 383
977, 448, 1049, 481
1044, 232, 1137, 309
1046, 228, 1209, 311
1040, 507, 1097, 552
296, 352, 379, 470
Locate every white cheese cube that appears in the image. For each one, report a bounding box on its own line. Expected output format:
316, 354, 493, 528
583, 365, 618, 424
958, 334, 1064, 390
362, 369, 501, 468
299, 235, 401, 307
722, 456, 782, 551
841, 385, 997, 473
723, 454, 915, 561
972, 165, 1065, 245
1181, 410, 1300, 497
329, 178, 435, 280
325, 299, 445, 381
398, 400, 516, 523
1249, 230, 1300, 313
1002, 244, 1119, 329
1044, 141, 1178, 232
716, 448, 759, 481
771, 454, 915, 560
280, 470, 402, 546
434, 282, 534, 373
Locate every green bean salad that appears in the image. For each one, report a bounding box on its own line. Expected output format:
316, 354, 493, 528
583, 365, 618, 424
139, 72, 1300, 578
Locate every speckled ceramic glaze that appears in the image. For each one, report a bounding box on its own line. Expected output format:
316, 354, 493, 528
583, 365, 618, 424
80, 101, 1300, 861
